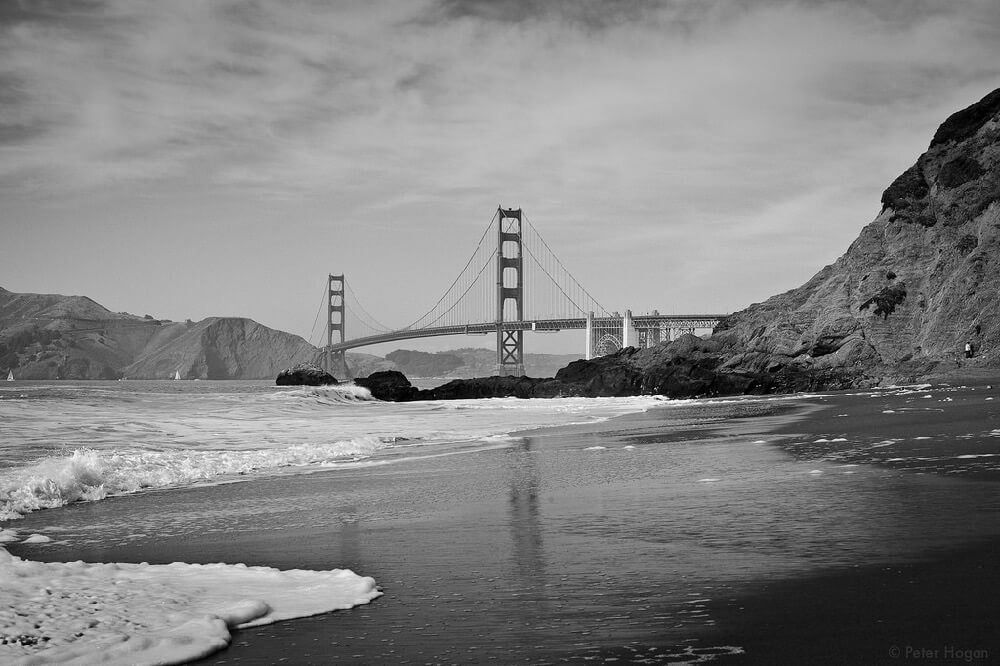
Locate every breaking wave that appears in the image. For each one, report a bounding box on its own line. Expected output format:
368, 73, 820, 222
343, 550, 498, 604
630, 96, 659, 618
0, 436, 389, 520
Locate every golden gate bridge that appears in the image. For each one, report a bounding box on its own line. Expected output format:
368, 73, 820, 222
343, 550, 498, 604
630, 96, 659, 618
309, 207, 726, 377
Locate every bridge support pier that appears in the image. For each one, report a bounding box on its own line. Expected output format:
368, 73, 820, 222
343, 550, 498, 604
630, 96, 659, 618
496, 207, 525, 376
585, 311, 594, 360
326, 274, 349, 378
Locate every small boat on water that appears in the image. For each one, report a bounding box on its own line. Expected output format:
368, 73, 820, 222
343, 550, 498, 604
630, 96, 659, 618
6, 370, 13, 381
173, 371, 181, 380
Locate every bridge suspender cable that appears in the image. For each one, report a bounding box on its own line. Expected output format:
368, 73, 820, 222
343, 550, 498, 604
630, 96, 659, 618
522, 213, 609, 317
309, 280, 329, 347
401, 209, 499, 330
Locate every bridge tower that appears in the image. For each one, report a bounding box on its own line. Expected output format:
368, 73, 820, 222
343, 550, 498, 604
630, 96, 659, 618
326, 274, 349, 378
496, 207, 525, 376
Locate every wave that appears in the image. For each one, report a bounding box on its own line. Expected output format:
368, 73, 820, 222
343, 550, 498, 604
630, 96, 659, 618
0, 436, 390, 520
268, 383, 376, 405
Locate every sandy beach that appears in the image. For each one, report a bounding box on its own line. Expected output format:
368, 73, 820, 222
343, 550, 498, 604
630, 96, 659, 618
6, 380, 1000, 665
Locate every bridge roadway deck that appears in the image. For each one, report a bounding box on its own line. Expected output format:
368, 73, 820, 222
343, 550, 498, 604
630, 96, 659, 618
328, 314, 727, 353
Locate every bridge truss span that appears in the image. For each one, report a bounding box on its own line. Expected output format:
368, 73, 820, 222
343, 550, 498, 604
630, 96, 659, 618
326, 313, 727, 358
312, 206, 727, 376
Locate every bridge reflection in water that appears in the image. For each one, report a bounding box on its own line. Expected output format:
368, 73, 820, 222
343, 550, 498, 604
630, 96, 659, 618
311, 207, 725, 376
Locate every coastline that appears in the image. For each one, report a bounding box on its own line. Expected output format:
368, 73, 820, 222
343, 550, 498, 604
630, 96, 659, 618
5, 383, 1000, 664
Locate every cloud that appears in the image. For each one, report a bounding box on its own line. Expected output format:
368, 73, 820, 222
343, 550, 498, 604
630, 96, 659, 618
2, 0, 1000, 318
2, 1, 998, 198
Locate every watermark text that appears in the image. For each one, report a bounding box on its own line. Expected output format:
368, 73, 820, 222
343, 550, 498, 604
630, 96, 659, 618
889, 645, 990, 662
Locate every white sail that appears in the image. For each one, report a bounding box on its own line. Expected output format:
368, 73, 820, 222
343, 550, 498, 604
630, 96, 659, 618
173, 371, 181, 380
6, 370, 12, 381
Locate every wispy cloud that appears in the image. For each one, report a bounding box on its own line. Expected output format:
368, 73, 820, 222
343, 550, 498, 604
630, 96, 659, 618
3, 1, 998, 195
2, 0, 1000, 318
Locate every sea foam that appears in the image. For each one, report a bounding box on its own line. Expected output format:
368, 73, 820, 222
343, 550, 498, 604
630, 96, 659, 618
0, 546, 381, 665
0, 436, 389, 519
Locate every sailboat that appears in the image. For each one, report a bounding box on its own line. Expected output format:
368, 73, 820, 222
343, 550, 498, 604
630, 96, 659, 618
173, 371, 181, 380
6, 370, 13, 381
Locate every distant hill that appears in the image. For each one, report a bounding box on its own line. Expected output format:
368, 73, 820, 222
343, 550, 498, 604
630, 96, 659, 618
386, 347, 581, 378
0, 287, 580, 380
122, 317, 318, 380
0, 287, 319, 379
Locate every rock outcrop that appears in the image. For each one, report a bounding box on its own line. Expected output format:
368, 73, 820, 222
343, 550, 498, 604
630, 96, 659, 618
354, 371, 418, 401
275, 363, 338, 386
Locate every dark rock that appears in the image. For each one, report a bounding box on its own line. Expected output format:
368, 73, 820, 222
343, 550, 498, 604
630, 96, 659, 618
276, 363, 337, 386
938, 156, 985, 189
956, 234, 979, 256
930, 88, 1000, 148
354, 370, 418, 401
881, 163, 929, 215
416, 376, 549, 400
554, 348, 644, 397
859, 284, 907, 319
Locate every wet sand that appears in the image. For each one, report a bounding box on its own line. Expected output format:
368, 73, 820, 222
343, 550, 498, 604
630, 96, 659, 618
8, 381, 1000, 665
704, 378, 1000, 665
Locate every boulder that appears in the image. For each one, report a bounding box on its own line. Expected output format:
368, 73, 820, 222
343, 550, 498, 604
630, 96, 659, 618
415, 375, 564, 400
354, 370, 418, 401
276, 363, 337, 386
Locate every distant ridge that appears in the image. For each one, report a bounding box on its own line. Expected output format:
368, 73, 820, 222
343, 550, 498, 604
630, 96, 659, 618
0, 287, 319, 379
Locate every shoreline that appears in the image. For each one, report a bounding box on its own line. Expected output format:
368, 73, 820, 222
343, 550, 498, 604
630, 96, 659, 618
6, 384, 1000, 664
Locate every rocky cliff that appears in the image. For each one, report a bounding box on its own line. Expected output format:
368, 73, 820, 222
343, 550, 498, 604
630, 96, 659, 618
356, 88, 1000, 400
702, 87, 1000, 386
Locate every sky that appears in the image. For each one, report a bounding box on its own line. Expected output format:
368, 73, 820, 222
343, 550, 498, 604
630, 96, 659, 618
2, 0, 1000, 356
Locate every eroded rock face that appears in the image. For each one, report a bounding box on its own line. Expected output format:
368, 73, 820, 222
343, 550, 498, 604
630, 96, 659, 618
708, 87, 1000, 386
276, 363, 337, 386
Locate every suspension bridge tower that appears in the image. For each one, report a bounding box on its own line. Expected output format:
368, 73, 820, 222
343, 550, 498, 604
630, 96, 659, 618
326, 273, 349, 378
496, 207, 525, 376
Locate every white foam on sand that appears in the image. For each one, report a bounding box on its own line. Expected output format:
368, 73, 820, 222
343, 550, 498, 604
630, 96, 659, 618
21, 534, 50, 544
0, 546, 381, 665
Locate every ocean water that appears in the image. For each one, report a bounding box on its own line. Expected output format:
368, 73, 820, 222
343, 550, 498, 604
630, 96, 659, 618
0, 380, 666, 521
4, 380, 1000, 664
0, 380, 666, 664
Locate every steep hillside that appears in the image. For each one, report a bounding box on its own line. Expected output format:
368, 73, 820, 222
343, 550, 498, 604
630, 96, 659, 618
700, 87, 1000, 384
0, 286, 168, 379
